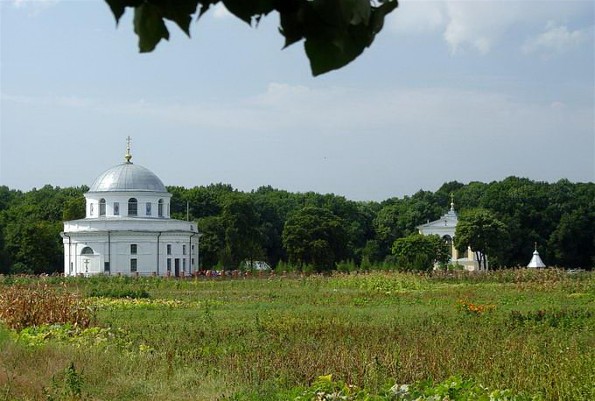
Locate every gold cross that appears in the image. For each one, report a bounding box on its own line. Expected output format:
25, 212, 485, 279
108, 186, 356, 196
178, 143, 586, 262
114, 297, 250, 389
125, 136, 132, 163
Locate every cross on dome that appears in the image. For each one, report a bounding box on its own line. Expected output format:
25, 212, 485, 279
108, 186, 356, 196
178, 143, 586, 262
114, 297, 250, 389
125, 136, 133, 163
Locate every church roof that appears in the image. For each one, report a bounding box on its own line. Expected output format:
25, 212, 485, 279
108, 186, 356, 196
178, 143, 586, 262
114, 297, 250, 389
88, 138, 168, 193
417, 201, 458, 231
527, 246, 546, 268
88, 162, 167, 193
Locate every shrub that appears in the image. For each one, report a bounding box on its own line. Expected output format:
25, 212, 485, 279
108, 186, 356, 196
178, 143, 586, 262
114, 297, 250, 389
509, 308, 593, 328
0, 285, 93, 330
87, 287, 150, 299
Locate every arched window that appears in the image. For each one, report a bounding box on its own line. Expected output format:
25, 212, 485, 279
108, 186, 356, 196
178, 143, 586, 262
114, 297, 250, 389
81, 246, 94, 255
99, 199, 106, 216
158, 199, 163, 217
128, 198, 138, 216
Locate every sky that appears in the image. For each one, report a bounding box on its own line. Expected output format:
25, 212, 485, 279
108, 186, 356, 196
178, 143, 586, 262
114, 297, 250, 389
0, 0, 593, 202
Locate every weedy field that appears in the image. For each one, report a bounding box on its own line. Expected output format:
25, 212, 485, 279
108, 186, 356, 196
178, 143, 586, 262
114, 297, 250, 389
0, 269, 593, 400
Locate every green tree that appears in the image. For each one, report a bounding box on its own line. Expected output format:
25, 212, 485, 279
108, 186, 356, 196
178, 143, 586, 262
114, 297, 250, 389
391, 233, 449, 272
282, 206, 347, 271
196, 215, 225, 269
455, 209, 508, 270
105, 0, 398, 76
548, 207, 595, 269
220, 193, 263, 269
62, 197, 86, 221
1, 204, 63, 274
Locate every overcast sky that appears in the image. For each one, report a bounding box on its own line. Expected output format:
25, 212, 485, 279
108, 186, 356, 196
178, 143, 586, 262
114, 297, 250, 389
1, 0, 593, 201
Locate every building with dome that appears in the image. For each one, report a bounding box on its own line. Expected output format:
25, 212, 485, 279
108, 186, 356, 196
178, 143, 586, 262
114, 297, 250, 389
62, 140, 200, 277
416, 199, 486, 271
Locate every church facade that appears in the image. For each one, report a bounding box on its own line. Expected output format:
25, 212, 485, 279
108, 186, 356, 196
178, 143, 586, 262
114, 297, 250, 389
62, 144, 199, 277
417, 201, 485, 271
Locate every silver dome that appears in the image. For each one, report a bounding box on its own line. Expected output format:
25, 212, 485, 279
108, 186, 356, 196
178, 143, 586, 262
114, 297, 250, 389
88, 163, 167, 193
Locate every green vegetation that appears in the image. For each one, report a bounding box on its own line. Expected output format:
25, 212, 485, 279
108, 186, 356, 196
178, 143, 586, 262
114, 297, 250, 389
0, 270, 593, 400
0, 177, 593, 274
392, 234, 450, 272
455, 209, 508, 270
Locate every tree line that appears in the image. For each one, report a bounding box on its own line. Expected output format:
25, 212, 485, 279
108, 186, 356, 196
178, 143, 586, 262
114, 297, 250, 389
0, 177, 593, 274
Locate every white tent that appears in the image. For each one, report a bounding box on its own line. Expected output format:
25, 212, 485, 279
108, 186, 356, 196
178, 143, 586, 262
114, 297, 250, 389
527, 245, 546, 268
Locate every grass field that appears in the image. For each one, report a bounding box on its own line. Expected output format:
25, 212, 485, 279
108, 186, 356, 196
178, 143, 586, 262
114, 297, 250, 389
0, 269, 593, 400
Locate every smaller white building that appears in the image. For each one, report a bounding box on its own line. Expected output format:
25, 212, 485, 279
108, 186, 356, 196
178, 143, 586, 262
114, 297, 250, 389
417, 200, 485, 271
527, 244, 546, 268
62, 142, 199, 277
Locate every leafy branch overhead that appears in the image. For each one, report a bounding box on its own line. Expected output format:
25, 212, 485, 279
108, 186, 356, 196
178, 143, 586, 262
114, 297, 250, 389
104, 0, 399, 76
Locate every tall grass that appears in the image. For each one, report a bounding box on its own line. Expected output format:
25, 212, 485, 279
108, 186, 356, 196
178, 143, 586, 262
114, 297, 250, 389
0, 270, 593, 400
0, 284, 93, 330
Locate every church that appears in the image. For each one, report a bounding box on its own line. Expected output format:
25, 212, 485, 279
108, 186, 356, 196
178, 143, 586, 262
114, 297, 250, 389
62, 140, 200, 277
416, 199, 486, 271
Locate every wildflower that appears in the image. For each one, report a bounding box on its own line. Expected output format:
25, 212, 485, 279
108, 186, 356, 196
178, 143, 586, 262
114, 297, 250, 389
390, 384, 410, 398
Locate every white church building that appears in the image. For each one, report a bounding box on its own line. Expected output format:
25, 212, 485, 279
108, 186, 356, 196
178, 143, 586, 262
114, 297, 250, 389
62, 141, 199, 277
417, 199, 486, 271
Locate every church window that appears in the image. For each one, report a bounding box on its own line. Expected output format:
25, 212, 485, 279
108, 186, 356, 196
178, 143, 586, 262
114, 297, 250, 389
167, 258, 172, 272
130, 244, 137, 255
130, 258, 137, 273
192, 258, 195, 267
167, 244, 172, 255
89, 203, 94, 216
114, 202, 119, 215
183, 258, 186, 271
81, 246, 94, 255
128, 198, 138, 216
99, 199, 106, 216
146, 202, 152, 216
158, 199, 163, 217
183, 245, 186, 255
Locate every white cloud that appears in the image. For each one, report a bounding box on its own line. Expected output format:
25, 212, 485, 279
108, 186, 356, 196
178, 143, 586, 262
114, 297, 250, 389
388, 1, 591, 55
11, 0, 58, 14
522, 22, 589, 56
443, 0, 522, 54
390, 1, 446, 34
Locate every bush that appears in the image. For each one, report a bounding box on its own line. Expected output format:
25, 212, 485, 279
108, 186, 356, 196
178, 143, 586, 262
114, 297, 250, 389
0, 285, 93, 330
87, 287, 150, 299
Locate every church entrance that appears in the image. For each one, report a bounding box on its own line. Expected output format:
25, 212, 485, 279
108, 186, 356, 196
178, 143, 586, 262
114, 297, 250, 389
78, 246, 100, 276
174, 259, 180, 277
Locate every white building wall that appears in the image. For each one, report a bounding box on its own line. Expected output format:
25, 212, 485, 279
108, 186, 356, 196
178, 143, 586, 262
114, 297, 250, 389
62, 229, 199, 277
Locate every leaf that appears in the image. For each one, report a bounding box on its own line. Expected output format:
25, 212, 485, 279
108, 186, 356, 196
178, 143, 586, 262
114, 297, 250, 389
318, 374, 333, 383
104, 0, 142, 24
133, 3, 170, 53
160, 0, 200, 36
277, 1, 305, 48
347, 0, 371, 25
222, 0, 275, 25
304, 0, 398, 75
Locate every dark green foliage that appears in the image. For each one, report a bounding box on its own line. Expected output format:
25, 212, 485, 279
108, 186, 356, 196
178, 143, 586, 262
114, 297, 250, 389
0, 178, 593, 274
0, 186, 86, 274
455, 209, 508, 270
392, 233, 450, 272
282, 206, 348, 271
104, 0, 398, 76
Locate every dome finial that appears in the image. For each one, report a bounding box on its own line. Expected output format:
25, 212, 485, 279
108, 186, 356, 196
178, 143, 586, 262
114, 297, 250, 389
125, 136, 133, 163
450, 193, 455, 211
